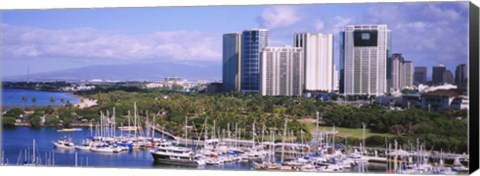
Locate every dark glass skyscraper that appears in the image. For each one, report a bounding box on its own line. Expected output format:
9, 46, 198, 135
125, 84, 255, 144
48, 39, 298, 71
339, 31, 345, 94
414, 66, 427, 85
222, 33, 241, 92
455, 64, 467, 87
240, 29, 269, 93
432, 64, 446, 85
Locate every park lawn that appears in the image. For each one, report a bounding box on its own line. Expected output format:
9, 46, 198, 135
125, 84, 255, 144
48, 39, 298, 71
303, 122, 393, 139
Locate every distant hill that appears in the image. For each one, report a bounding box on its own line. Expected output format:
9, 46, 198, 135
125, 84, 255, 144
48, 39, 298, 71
3, 61, 222, 81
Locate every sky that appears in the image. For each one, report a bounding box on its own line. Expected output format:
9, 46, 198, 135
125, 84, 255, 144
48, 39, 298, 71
1, 2, 470, 80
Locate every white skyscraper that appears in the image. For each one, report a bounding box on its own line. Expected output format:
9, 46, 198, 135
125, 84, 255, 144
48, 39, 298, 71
403, 61, 413, 88
391, 53, 413, 91
294, 33, 334, 92
259, 46, 304, 96
342, 25, 390, 96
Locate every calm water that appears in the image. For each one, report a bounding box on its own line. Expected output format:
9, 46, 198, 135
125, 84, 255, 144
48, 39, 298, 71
2, 88, 80, 107
1, 127, 387, 172
0, 127, 253, 170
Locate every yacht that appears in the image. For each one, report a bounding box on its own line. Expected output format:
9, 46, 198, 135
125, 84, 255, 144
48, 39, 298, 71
90, 143, 123, 153
150, 143, 206, 166
53, 138, 75, 150
75, 140, 92, 151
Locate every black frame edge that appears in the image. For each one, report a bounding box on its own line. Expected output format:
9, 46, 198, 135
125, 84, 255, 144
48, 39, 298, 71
469, 1, 480, 174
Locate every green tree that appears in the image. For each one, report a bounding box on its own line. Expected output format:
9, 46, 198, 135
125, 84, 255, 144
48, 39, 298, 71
49, 97, 56, 105
5, 107, 25, 118
45, 116, 60, 126
2, 116, 17, 127
22, 96, 28, 109
30, 116, 42, 127
31, 97, 37, 107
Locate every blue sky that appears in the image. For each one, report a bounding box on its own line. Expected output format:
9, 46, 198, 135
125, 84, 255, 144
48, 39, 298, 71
1, 2, 470, 80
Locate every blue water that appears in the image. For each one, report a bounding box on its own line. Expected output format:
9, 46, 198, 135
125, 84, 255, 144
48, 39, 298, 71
0, 127, 255, 170
1, 89, 80, 107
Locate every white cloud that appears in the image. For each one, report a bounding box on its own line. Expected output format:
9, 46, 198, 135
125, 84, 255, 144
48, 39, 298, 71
2, 24, 221, 61
332, 16, 352, 32
360, 3, 468, 69
314, 20, 325, 31
257, 6, 300, 29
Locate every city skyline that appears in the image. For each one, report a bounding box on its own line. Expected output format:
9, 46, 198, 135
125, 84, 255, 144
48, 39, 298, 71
2, 2, 470, 81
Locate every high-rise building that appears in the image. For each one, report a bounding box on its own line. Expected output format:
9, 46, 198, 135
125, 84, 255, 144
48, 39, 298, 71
391, 53, 405, 90
341, 25, 390, 96
222, 33, 242, 92
293, 33, 334, 92
414, 66, 427, 85
259, 46, 304, 96
432, 64, 447, 85
403, 61, 413, 88
390, 53, 413, 91
455, 64, 467, 87
240, 29, 269, 93
339, 31, 345, 93
443, 70, 454, 85
333, 65, 339, 92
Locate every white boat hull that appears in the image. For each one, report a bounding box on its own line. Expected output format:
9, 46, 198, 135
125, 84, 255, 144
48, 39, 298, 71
53, 142, 75, 150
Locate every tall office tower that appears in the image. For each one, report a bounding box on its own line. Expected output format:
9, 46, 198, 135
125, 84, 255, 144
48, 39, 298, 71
339, 31, 345, 93
443, 70, 454, 84
403, 61, 413, 88
259, 46, 304, 96
222, 33, 242, 92
293, 33, 334, 92
390, 53, 414, 90
414, 66, 427, 85
240, 29, 269, 93
341, 25, 390, 96
432, 64, 447, 85
455, 64, 467, 87
333, 65, 339, 92
391, 53, 405, 91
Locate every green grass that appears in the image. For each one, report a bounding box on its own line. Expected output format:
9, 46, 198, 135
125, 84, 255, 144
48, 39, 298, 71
303, 123, 393, 139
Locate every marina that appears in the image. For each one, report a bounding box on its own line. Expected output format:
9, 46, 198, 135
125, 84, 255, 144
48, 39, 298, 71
1, 123, 469, 174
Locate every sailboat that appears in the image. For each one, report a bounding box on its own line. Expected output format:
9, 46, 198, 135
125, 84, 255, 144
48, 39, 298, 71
17, 139, 42, 166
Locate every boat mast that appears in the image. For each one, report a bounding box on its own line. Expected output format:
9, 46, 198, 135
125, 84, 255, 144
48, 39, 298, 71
113, 107, 116, 138
362, 122, 366, 155
203, 117, 208, 147
107, 110, 110, 137
32, 139, 36, 164
261, 123, 265, 145
252, 119, 256, 149
281, 118, 287, 163
128, 110, 131, 138
316, 111, 319, 149
152, 114, 156, 139
227, 123, 230, 139
100, 111, 103, 138
146, 110, 149, 138
212, 119, 216, 139
134, 102, 138, 138
332, 125, 336, 152
185, 116, 188, 146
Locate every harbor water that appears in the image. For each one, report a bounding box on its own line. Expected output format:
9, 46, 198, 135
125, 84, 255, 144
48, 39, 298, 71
1, 127, 387, 172
2, 89, 80, 108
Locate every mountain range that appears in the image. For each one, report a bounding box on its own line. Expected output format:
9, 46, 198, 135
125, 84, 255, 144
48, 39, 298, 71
3, 62, 222, 81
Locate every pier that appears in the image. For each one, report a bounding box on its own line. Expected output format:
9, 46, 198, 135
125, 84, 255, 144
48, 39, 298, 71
153, 125, 311, 149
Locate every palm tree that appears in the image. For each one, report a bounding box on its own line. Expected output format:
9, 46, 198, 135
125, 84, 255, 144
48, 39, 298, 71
49, 97, 56, 106
22, 96, 28, 109
31, 97, 37, 107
